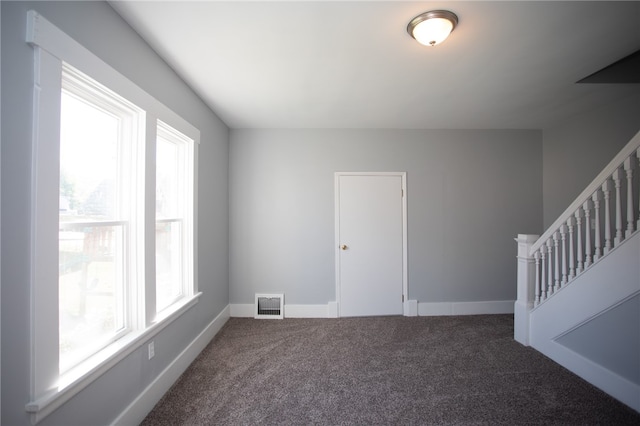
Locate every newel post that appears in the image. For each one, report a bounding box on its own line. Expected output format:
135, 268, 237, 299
514, 234, 539, 346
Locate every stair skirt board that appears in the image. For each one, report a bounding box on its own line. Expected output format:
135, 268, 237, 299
230, 300, 514, 318
530, 233, 639, 343
534, 337, 640, 412
529, 233, 640, 412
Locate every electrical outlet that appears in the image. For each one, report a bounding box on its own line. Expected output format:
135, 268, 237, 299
148, 341, 155, 360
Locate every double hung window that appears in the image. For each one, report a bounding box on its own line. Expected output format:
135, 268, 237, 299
59, 64, 144, 373
26, 11, 199, 422
155, 121, 195, 313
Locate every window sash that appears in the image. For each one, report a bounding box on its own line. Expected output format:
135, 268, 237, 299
155, 218, 184, 312
59, 64, 146, 372
155, 120, 195, 314
59, 222, 130, 373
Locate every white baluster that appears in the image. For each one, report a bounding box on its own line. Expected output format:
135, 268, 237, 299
567, 217, 575, 280
560, 225, 568, 287
602, 179, 612, 254
540, 247, 547, 301
583, 200, 592, 268
553, 232, 560, 292
592, 191, 601, 260
575, 209, 584, 274
534, 250, 541, 307
546, 239, 554, 296
624, 157, 635, 237
613, 168, 623, 246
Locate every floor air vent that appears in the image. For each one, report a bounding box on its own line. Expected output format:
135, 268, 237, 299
255, 294, 284, 319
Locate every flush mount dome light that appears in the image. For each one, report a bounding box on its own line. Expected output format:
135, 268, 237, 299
407, 10, 458, 47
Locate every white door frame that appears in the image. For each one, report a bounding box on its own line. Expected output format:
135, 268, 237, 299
334, 172, 408, 317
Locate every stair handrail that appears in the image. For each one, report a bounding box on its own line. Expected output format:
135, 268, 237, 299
529, 129, 640, 256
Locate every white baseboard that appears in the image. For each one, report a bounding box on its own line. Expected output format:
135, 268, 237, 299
230, 303, 338, 318
230, 300, 514, 319
112, 305, 230, 426
285, 304, 331, 318
418, 300, 515, 316
230, 303, 254, 317
327, 301, 338, 318
404, 300, 418, 316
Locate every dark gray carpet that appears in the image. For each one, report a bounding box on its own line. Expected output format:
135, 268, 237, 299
142, 315, 640, 425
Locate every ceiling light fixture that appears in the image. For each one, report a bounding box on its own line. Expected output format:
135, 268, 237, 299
407, 10, 458, 47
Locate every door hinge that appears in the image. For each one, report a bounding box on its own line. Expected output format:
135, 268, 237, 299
402, 294, 405, 302
401, 189, 404, 197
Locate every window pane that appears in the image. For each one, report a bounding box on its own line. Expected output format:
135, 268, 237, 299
156, 136, 179, 219
59, 224, 125, 373
156, 121, 193, 314
60, 92, 118, 221
156, 221, 183, 312
59, 87, 127, 373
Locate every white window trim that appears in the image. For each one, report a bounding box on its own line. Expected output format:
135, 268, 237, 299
26, 11, 200, 423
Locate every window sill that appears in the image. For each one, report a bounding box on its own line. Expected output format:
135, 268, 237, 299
25, 292, 202, 424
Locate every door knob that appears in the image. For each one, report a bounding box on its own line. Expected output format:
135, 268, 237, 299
340, 244, 348, 250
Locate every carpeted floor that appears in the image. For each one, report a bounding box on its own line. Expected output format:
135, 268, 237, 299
142, 315, 640, 425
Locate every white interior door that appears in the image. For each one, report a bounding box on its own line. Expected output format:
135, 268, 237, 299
335, 173, 406, 317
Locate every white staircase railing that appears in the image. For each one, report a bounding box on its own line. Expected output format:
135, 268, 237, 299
515, 130, 640, 345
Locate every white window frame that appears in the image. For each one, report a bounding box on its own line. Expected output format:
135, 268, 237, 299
155, 120, 195, 313
59, 65, 145, 373
26, 11, 200, 424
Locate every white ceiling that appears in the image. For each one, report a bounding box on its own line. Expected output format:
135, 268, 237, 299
110, 1, 640, 129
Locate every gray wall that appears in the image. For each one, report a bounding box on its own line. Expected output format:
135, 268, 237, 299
230, 129, 542, 306
542, 92, 640, 228
1, 2, 229, 425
